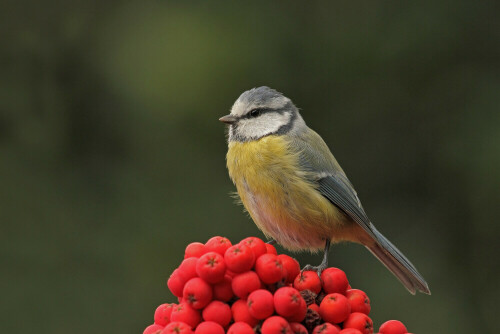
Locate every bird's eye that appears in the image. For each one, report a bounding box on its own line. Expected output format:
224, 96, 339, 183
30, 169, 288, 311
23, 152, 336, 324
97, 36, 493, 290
249, 109, 261, 117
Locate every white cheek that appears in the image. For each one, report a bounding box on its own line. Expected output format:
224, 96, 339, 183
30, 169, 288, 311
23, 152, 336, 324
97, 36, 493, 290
238, 113, 291, 139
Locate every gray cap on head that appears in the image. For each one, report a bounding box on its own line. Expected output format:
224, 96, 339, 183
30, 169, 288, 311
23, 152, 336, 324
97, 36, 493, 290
230, 86, 293, 117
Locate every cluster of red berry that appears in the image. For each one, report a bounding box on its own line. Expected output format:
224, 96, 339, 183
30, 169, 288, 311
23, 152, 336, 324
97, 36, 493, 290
143, 236, 414, 334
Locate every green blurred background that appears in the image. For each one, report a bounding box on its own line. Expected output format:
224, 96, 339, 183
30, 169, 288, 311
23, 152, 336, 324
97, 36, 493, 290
1, 1, 498, 333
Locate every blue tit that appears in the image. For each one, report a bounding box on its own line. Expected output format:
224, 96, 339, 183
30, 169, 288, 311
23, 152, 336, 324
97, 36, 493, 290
219, 86, 430, 295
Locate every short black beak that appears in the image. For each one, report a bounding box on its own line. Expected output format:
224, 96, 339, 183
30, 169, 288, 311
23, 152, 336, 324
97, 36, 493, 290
219, 115, 237, 124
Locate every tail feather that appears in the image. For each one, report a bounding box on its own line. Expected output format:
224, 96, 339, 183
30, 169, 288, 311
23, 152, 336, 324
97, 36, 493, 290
366, 227, 430, 295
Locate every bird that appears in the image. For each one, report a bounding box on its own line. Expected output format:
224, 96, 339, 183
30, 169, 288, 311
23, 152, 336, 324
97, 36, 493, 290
219, 86, 430, 295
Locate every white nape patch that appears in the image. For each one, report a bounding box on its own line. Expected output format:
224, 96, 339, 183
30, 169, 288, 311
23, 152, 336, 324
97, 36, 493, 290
236, 111, 291, 139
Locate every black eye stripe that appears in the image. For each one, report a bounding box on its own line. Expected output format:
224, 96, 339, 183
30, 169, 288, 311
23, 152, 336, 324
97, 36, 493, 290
245, 108, 284, 119
248, 109, 261, 117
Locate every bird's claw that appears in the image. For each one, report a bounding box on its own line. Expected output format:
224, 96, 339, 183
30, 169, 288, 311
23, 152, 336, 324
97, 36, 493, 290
301, 263, 328, 277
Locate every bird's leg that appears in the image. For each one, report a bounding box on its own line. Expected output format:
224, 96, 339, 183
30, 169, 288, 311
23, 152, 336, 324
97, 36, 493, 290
302, 239, 331, 276
266, 239, 277, 245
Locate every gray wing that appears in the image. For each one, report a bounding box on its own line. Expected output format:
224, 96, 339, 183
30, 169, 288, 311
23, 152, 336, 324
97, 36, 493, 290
316, 174, 376, 239
292, 128, 431, 294
291, 129, 376, 238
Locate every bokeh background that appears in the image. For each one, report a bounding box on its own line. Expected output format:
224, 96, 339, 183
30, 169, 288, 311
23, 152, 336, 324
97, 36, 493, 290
1, 1, 499, 333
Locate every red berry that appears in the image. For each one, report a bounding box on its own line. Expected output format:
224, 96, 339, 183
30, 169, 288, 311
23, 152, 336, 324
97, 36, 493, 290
154, 303, 174, 326
346, 289, 370, 315
308, 303, 320, 313
247, 289, 275, 319
178, 257, 199, 282
227, 322, 254, 334
205, 236, 232, 256
293, 271, 321, 294
231, 299, 259, 327
185, 242, 205, 259
290, 322, 308, 334
183, 278, 213, 309
274, 287, 304, 317
340, 329, 363, 334
201, 301, 232, 328
196, 252, 226, 284
194, 321, 224, 334
266, 243, 278, 254
319, 293, 351, 324
170, 303, 201, 329
343, 312, 373, 334
261, 316, 292, 334
212, 275, 234, 302
239, 237, 267, 259
285, 297, 307, 323
144, 324, 164, 334
277, 255, 300, 284
225, 269, 238, 278
321, 268, 349, 295
312, 323, 340, 334
224, 244, 255, 273
378, 320, 407, 334
161, 321, 193, 334
168, 269, 186, 297
255, 253, 286, 284
231, 271, 261, 299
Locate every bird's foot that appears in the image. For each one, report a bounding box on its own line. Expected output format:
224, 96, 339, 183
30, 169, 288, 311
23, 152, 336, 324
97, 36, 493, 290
301, 262, 328, 277
266, 239, 276, 245
301, 239, 331, 276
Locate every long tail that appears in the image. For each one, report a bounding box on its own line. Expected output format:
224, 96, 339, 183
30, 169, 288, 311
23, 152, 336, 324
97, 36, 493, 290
366, 227, 430, 295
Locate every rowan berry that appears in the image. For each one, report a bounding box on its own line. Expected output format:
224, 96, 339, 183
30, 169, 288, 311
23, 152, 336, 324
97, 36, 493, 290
340, 329, 363, 334
194, 321, 224, 334
308, 303, 320, 313
240, 237, 267, 259
143, 324, 164, 334
319, 293, 351, 324
161, 321, 193, 334
167, 269, 186, 297
154, 303, 174, 326
261, 316, 292, 334
274, 287, 304, 317
266, 243, 278, 255
204, 236, 232, 256
212, 275, 233, 302
201, 301, 232, 328
184, 242, 205, 259
285, 297, 307, 323
290, 322, 308, 334
231, 299, 259, 327
247, 289, 275, 319
170, 303, 201, 329
343, 312, 373, 334
178, 257, 199, 282
378, 320, 407, 334
227, 322, 254, 334
312, 323, 340, 334
278, 254, 300, 284
293, 271, 321, 294
255, 253, 286, 284
195, 252, 226, 284
346, 289, 370, 315
231, 271, 261, 299
224, 244, 255, 273
183, 278, 213, 309
321, 268, 349, 295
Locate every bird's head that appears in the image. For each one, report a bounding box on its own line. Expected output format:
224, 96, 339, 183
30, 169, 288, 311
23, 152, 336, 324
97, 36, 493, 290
220, 86, 304, 142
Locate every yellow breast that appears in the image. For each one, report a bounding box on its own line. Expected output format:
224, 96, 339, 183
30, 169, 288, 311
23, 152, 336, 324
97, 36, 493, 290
226, 135, 347, 251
